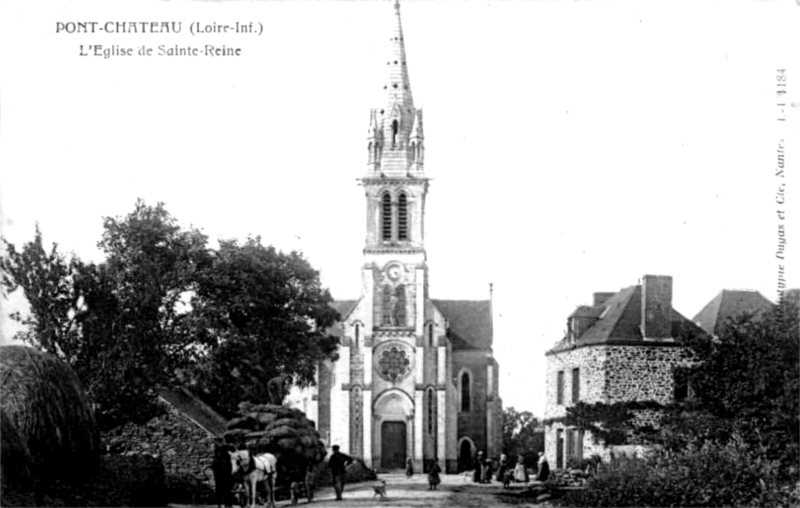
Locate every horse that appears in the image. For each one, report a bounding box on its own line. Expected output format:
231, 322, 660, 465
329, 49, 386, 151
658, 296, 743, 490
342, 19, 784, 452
230, 449, 278, 508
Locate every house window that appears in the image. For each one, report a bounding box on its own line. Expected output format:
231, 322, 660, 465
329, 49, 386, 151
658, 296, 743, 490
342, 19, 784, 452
381, 193, 392, 241
557, 371, 564, 405
572, 368, 580, 404
398, 193, 408, 240
461, 371, 471, 412
674, 374, 688, 402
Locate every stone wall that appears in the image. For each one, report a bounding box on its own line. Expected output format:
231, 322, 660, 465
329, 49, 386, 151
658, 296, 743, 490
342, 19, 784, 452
100, 404, 218, 503
544, 343, 690, 467
453, 350, 489, 455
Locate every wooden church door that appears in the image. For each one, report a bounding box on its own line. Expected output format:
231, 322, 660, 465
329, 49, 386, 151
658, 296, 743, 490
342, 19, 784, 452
381, 421, 407, 469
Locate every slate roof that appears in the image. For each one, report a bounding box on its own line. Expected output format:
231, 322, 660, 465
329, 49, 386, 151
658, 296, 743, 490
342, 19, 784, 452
327, 299, 360, 337
569, 305, 605, 319
327, 298, 493, 350
550, 284, 706, 353
158, 387, 228, 437
332, 300, 359, 322
692, 290, 774, 336
432, 299, 493, 351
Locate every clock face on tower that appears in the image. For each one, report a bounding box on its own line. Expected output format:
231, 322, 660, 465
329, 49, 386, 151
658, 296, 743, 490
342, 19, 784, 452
387, 264, 402, 281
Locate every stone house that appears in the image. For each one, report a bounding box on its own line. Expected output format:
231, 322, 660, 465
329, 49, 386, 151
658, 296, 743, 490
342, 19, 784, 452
283, 0, 502, 475
101, 387, 228, 499
543, 275, 706, 468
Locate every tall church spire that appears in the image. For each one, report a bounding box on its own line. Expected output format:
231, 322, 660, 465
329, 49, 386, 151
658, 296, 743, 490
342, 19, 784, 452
366, 0, 423, 175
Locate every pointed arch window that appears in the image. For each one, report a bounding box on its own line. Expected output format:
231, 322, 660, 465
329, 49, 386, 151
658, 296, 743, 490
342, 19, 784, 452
428, 323, 435, 347
461, 371, 471, 412
394, 285, 406, 326
382, 285, 393, 325
381, 193, 392, 241
354, 323, 360, 348
368, 142, 373, 164
398, 193, 408, 240
392, 119, 399, 146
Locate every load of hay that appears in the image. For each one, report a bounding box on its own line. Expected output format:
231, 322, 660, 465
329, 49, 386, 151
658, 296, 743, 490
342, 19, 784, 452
1, 410, 37, 506
0, 345, 99, 484
224, 402, 327, 486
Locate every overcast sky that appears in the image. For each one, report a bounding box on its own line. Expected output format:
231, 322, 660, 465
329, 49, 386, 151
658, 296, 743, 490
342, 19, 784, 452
1, 0, 798, 416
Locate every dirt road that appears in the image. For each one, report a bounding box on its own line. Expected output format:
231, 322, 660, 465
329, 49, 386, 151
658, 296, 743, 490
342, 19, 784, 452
178, 472, 548, 508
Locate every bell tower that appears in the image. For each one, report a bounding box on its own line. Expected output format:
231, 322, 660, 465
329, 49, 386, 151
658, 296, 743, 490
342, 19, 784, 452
355, 0, 434, 473
361, 0, 428, 335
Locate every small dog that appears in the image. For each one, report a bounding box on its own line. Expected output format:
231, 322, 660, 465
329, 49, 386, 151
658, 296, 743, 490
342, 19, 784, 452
503, 470, 514, 489
372, 480, 387, 500
290, 481, 301, 505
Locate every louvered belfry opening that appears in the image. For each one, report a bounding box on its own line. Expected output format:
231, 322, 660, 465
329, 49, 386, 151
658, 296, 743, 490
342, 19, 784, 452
398, 193, 408, 240
382, 193, 392, 241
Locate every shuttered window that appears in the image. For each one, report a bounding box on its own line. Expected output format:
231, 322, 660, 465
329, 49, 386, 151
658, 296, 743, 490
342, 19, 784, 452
572, 368, 580, 403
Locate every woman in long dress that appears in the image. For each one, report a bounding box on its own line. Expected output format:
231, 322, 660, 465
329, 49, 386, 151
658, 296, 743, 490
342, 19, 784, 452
427, 458, 442, 490
513, 456, 529, 483
497, 454, 508, 483
406, 457, 414, 478
473, 451, 484, 483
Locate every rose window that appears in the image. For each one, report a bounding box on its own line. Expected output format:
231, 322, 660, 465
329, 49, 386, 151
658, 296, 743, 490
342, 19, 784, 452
378, 346, 411, 381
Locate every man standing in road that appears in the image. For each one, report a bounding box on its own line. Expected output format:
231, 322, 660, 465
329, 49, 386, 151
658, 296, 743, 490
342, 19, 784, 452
328, 445, 354, 501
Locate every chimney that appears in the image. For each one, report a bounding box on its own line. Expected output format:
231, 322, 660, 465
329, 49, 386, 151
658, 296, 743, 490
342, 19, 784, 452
641, 275, 673, 339
593, 292, 615, 307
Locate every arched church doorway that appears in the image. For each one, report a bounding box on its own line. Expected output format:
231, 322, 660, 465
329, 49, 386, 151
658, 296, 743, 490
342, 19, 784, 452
373, 388, 414, 471
459, 439, 473, 472
381, 421, 407, 469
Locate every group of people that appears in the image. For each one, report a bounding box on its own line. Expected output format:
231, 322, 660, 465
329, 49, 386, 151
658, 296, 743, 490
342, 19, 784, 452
213, 441, 550, 507
473, 451, 550, 484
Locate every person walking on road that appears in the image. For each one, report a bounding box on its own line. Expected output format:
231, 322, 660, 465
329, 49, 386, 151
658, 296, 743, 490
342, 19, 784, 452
406, 457, 414, 478
328, 445, 354, 501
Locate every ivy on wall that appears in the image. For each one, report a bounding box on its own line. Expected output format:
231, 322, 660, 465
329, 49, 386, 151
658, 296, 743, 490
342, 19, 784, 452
543, 400, 666, 446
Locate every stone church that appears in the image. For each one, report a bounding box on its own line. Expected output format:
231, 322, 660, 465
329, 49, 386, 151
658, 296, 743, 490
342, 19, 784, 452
286, 1, 502, 474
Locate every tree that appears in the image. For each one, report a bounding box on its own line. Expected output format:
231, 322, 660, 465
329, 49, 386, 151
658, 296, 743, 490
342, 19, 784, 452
502, 407, 543, 466
669, 297, 800, 475
3, 200, 343, 427
1, 225, 82, 357
188, 237, 340, 416
2, 202, 212, 429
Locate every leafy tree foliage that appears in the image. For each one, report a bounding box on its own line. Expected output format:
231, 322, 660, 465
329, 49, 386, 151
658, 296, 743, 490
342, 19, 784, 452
2, 225, 81, 357
502, 406, 543, 466
2, 200, 341, 428
666, 296, 800, 475
189, 238, 340, 417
